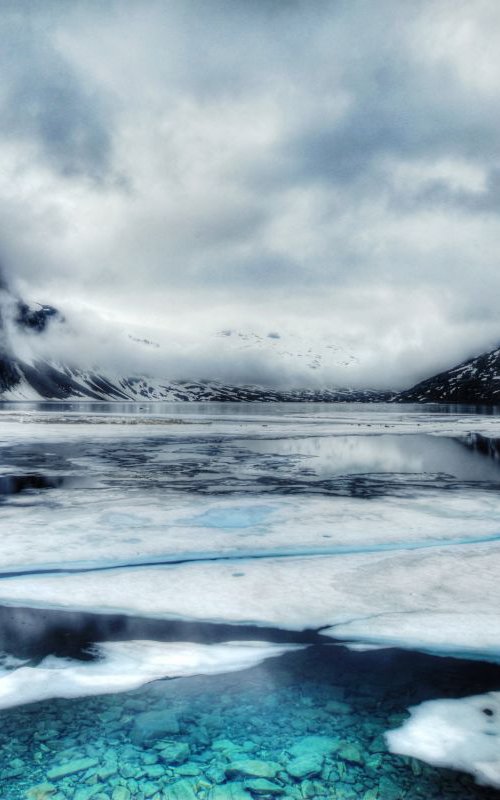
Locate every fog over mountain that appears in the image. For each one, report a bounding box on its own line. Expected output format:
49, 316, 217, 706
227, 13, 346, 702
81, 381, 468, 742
1, 0, 500, 389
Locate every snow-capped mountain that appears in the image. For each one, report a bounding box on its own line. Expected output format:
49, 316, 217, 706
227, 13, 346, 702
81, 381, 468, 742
396, 346, 500, 404
0, 287, 389, 403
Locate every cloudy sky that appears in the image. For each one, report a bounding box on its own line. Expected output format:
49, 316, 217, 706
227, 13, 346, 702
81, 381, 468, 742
1, 0, 499, 389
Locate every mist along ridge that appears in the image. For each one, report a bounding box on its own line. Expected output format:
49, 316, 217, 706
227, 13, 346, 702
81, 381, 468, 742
0, 281, 392, 403
3, 281, 500, 405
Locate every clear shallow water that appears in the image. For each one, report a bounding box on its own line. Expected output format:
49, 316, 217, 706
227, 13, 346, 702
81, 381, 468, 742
2, 644, 500, 800
1, 403, 500, 798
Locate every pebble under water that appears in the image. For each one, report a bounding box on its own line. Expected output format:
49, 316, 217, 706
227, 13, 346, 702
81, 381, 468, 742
2, 644, 500, 800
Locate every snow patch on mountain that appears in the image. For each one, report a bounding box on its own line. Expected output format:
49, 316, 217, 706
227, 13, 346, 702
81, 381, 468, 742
397, 346, 500, 405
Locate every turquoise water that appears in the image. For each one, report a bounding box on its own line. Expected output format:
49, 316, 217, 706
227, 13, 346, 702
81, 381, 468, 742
2, 644, 500, 800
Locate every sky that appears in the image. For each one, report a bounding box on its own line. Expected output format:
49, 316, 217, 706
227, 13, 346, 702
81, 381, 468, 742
0, 0, 499, 389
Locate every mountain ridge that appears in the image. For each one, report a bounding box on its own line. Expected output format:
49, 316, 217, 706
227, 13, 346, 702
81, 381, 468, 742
4, 283, 499, 405
396, 345, 500, 405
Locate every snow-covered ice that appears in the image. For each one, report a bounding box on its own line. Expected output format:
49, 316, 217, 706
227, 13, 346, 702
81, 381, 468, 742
386, 692, 500, 788
0, 640, 298, 710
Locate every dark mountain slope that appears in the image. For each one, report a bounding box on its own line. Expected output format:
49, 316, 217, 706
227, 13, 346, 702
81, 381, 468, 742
396, 346, 500, 404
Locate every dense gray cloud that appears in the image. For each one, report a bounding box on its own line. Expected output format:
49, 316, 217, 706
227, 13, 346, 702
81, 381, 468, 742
0, 7, 113, 180
0, 0, 499, 389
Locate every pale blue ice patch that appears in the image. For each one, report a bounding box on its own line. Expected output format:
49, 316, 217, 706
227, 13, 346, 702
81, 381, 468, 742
182, 505, 274, 529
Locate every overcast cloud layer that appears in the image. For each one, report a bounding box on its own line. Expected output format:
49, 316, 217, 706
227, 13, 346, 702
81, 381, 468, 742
1, 0, 500, 389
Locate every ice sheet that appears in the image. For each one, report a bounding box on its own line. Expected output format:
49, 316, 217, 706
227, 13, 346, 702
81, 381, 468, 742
2, 491, 500, 573
4, 404, 500, 440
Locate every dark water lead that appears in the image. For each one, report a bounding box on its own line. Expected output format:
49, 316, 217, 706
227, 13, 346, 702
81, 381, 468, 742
0, 605, 327, 662
1, 635, 500, 799
0, 474, 65, 497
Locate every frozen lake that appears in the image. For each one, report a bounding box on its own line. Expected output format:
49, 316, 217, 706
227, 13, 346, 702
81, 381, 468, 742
1, 402, 500, 799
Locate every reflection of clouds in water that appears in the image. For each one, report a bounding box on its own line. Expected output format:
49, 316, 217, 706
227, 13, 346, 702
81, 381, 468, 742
246, 435, 500, 482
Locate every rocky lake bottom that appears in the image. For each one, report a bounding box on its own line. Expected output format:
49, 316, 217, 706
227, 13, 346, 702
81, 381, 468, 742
2, 645, 500, 800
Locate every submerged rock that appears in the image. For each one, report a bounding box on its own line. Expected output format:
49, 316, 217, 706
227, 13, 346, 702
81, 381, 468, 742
377, 776, 402, 799
162, 778, 198, 800
46, 757, 99, 780
74, 787, 104, 800
157, 741, 190, 765
337, 742, 364, 765
111, 788, 131, 800
26, 784, 57, 800
244, 777, 285, 795
2, 756, 25, 779
144, 763, 165, 779
212, 738, 241, 753
176, 762, 201, 777
97, 763, 118, 780
208, 784, 252, 800
225, 759, 281, 779
334, 787, 358, 800
288, 736, 340, 759
130, 709, 180, 745
286, 753, 324, 779
142, 782, 160, 798
300, 779, 327, 798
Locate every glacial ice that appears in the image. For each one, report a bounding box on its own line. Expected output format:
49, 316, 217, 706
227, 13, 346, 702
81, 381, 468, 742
0, 640, 298, 710
386, 692, 500, 788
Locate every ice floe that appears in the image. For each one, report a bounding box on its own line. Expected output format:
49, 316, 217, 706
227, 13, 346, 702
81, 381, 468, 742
0, 640, 299, 710
386, 691, 500, 788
